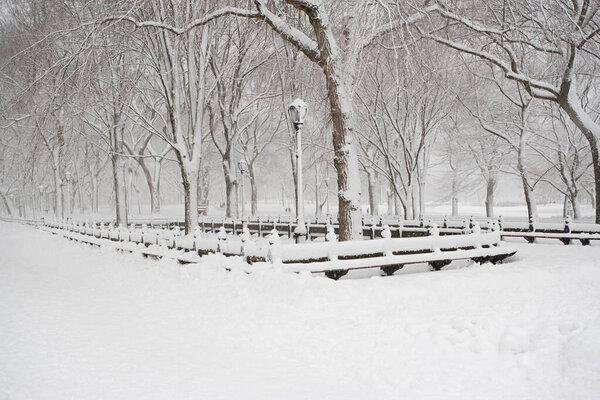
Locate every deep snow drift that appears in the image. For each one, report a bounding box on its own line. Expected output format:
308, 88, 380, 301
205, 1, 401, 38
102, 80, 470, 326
1, 222, 599, 400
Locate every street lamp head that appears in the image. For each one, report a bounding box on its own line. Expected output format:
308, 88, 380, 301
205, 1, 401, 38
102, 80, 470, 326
288, 98, 308, 128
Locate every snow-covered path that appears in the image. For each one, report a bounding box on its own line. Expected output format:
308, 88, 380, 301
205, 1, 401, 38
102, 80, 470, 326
1, 222, 600, 400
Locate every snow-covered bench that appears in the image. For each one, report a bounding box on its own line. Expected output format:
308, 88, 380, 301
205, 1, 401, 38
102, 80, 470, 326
252, 224, 516, 279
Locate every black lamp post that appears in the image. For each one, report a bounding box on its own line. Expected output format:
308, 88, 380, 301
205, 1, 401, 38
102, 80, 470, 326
288, 98, 308, 242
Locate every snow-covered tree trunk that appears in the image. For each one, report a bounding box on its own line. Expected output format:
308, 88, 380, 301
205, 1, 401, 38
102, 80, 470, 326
395, 194, 404, 218
52, 118, 66, 219
418, 182, 426, 219
519, 167, 537, 221
0, 192, 11, 216
179, 163, 199, 234
485, 174, 496, 218
387, 188, 394, 216
223, 162, 238, 219
571, 193, 581, 220
126, 164, 134, 215
75, 171, 84, 214
326, 79, 362, 240
517, 130, 537, 221
111, 151, 127, 226
411, 190, 418, 220
151, 183, 160, 214
51, 151, 63, 220
451, 197, 458, 217
136, 158, 162, 215
557, 93, 600, 223
249, 166, 258, 217
366, 169, 376, 216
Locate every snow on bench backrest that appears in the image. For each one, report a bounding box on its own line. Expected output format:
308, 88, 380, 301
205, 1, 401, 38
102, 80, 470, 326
276, 224, 500, 263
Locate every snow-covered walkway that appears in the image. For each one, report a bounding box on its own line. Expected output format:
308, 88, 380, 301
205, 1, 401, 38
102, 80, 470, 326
1, 221, 600, 399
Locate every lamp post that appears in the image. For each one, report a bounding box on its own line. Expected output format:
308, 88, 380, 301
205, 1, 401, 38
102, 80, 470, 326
288, 98, 308, 242
238, 160, 247, 219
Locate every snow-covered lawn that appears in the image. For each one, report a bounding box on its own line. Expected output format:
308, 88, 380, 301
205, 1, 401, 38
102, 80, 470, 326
1, 222, 600, 400
62, 202, 597, 222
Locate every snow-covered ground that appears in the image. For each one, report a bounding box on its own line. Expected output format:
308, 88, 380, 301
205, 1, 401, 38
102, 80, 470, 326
1, 222, 600, 400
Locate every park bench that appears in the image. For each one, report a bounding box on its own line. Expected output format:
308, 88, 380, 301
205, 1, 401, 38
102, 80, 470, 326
250, 224, 516, 279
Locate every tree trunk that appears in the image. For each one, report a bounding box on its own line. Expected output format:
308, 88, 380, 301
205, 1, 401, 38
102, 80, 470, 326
249, 166, 258, 217
451, 196, 458, 217
180, 165, 199, 234
569, 192, 580, 220
52, 163, 63, 220
418, 182, 425, 219
139, 159, 160, 214
517, 141, 537, 220
17, 192, 23, 217
366, 169, 376, 216
111, 153, 128, 226
126, 165, 134, 215
520, 171, 537, 221
76, 171, 84, 214
411, 190, 418, 220
70, 185, 77, 216
586, 188, 595, 209
558, 91, 600, 223
395, 194, 403, 217
324, 74, 362, 240
61, 182, 67, 218
314, 164, 320, 217
1, 192, 12, 215
485, 175, 495, 218
224, 168, 238, 218
387, 189, 394, 216
151, 184, 160, 214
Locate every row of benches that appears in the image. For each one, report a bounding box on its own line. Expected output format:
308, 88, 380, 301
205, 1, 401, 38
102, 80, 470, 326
42, 220, 517, 279
64, 214, 600, 246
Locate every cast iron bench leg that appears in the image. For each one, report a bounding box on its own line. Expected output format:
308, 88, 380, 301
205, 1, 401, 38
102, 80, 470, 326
380, 265, 403, 276
489, 252, 516, 265
471, 256, 490, 264
325, 269, 348, 280
580, 238, 590, 246
559, 238, 571, 245
429, 259, 451, 271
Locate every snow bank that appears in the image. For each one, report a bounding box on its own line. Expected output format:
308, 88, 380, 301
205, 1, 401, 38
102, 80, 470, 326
1, 222, 600, 400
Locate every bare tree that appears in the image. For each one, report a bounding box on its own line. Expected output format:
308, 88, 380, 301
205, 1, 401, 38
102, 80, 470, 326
415, 0, 600, 222
533, 105, 593, 219
459, 77, 541, 220
130, 0, 212, 233
357, 49, 451, 219
207, 19, 275, 218
237, 100, 283, 217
